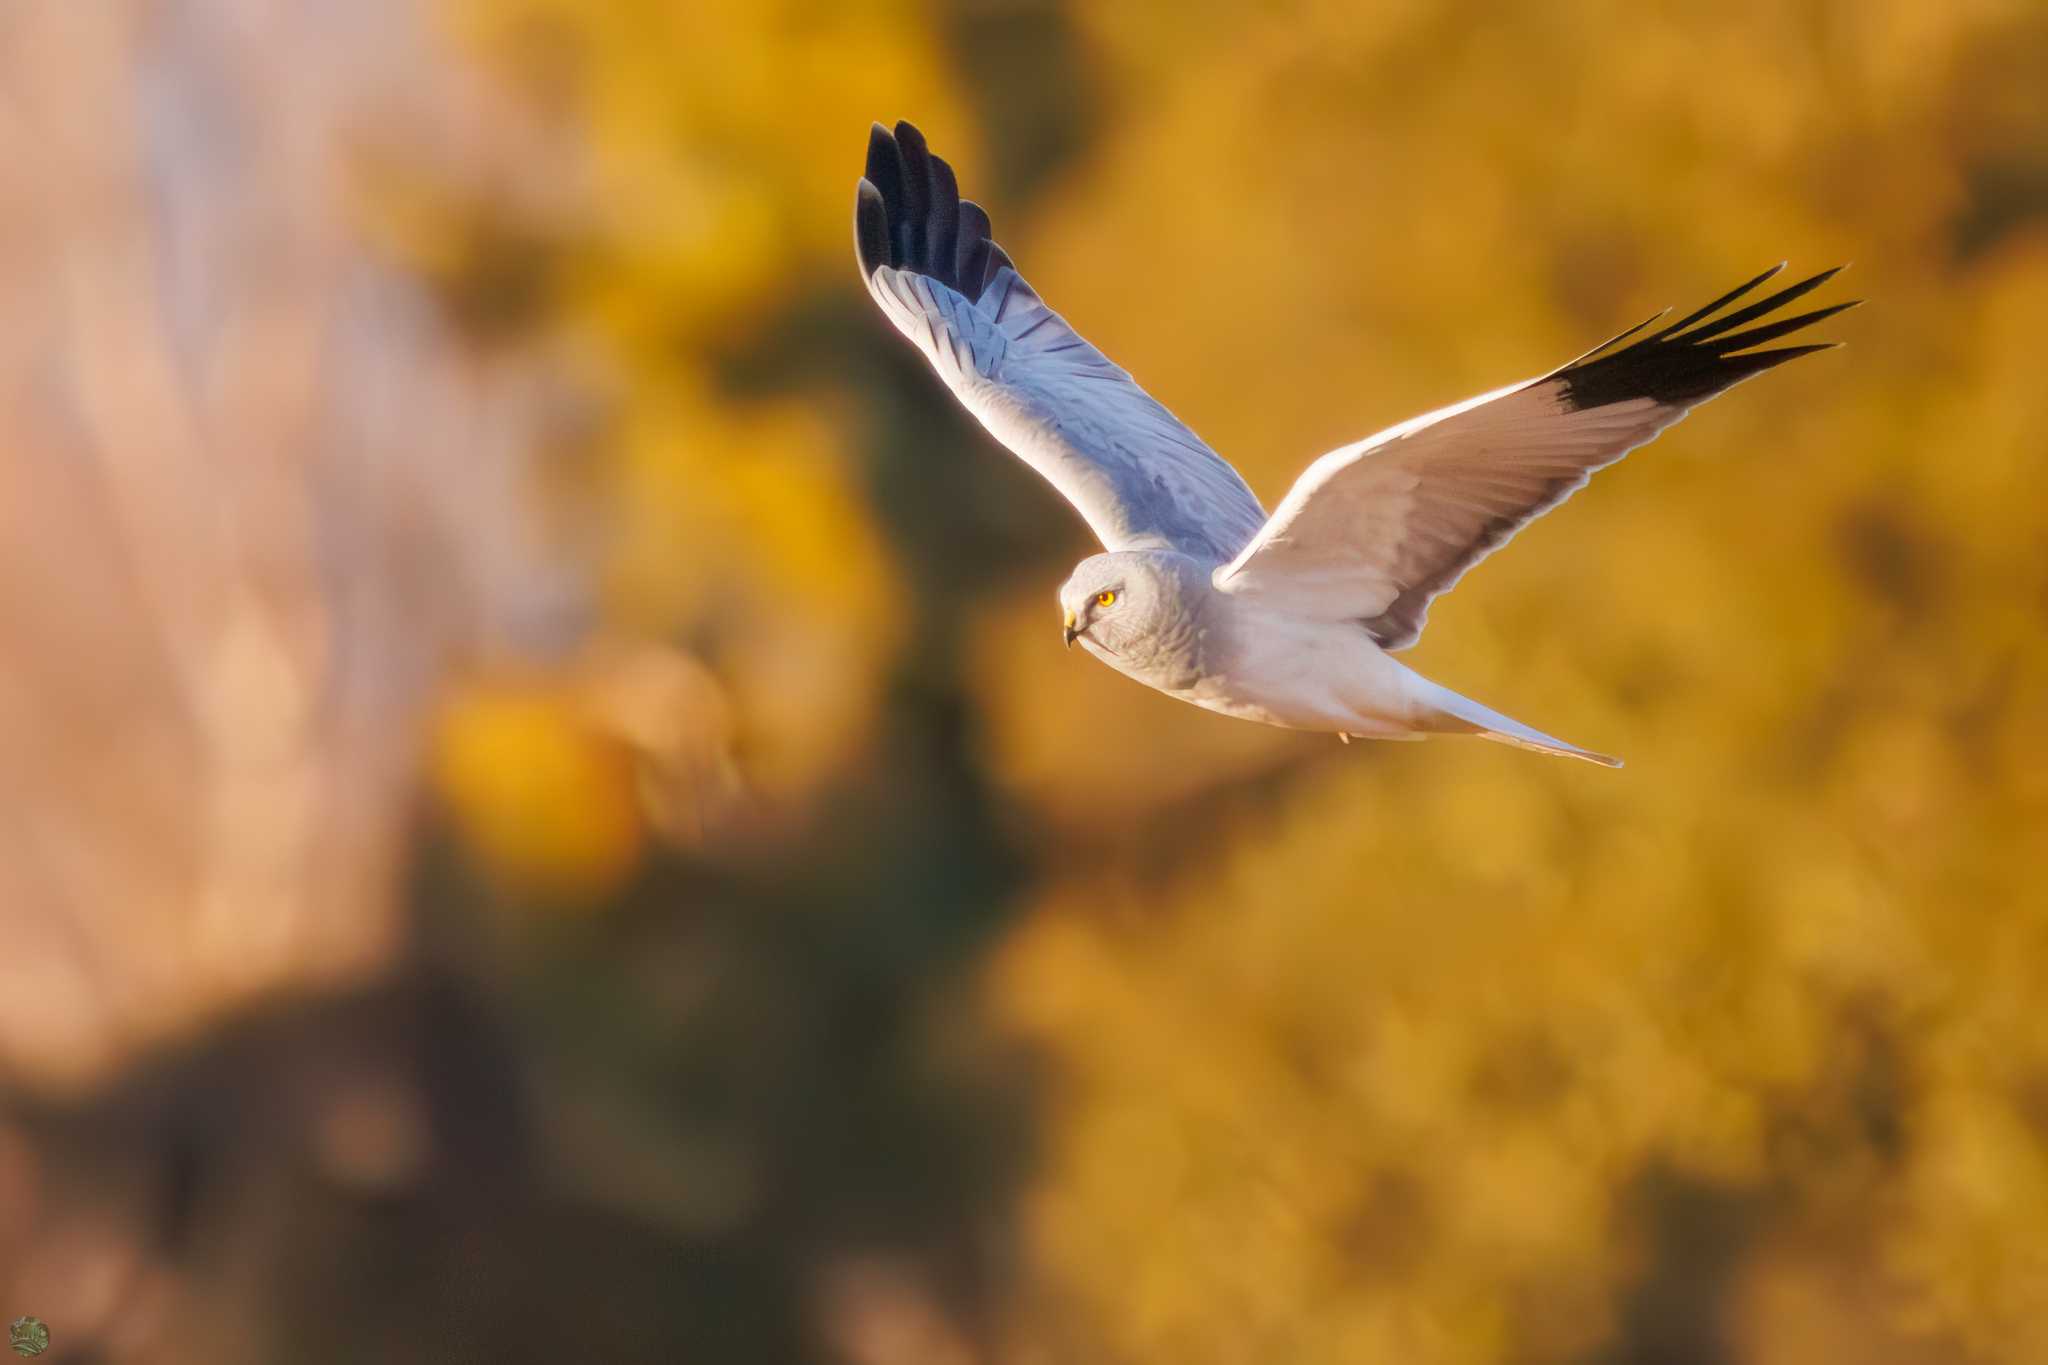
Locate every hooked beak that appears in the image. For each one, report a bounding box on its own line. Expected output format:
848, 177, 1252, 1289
1063, 607, 1079, 649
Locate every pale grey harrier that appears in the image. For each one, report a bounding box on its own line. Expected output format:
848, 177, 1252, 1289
855, 121, 1853, 766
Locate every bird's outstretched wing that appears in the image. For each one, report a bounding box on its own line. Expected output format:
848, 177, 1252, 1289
855, 121, 1267, 563
1216, 265, 1858, 649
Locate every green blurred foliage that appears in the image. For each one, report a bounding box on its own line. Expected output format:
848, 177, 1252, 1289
403, 0, 2045, 1360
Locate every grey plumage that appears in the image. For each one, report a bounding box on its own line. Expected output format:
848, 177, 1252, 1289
858, 122, 1268, 564
856, 121, 1855, 764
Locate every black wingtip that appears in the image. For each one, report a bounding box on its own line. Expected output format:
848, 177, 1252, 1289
1675, 265, 1846, 344
1709, 297, 1862, 354
854, 178, 890, 278
1559, 263, 1857, 410
1711, 341, 1839, 386
926, 153, 960, 279
956, 199, 993, 295
851, 119, 1003, 304
864, 123, 902, 217
1646, 261, 1787, 343
1564, 307, 1672, 370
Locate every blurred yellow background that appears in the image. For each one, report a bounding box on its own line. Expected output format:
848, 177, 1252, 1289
0, 0, 2043, 1361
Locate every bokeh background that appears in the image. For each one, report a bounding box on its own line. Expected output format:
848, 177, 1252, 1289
1, 0, 2044, 1360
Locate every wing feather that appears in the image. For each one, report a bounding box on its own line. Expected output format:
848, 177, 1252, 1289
1218, 267, 1857, 649
855, 121, 1267, 562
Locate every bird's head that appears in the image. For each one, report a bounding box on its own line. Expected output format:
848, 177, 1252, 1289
1058, 551, 1197, 657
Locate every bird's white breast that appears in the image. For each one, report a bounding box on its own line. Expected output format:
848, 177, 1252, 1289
1169, 597, 1426, 736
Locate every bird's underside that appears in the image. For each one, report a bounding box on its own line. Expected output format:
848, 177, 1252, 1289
854, 120, 1855, 766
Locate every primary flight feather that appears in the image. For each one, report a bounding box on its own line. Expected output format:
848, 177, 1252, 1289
855, 120, 1855, 766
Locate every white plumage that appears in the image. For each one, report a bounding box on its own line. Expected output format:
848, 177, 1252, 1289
857, 121, 1855, 765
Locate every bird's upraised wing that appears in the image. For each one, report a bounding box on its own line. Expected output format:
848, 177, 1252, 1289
855, 121, 1267, 563
1216, 265, 1857, 649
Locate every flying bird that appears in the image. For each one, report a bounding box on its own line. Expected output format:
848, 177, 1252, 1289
854, 121, 1854, 766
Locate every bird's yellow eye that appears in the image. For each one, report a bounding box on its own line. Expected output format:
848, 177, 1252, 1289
1095, 590, 1117, 608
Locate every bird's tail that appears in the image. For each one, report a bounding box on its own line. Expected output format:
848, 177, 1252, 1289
1413, 680, 1623, 768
